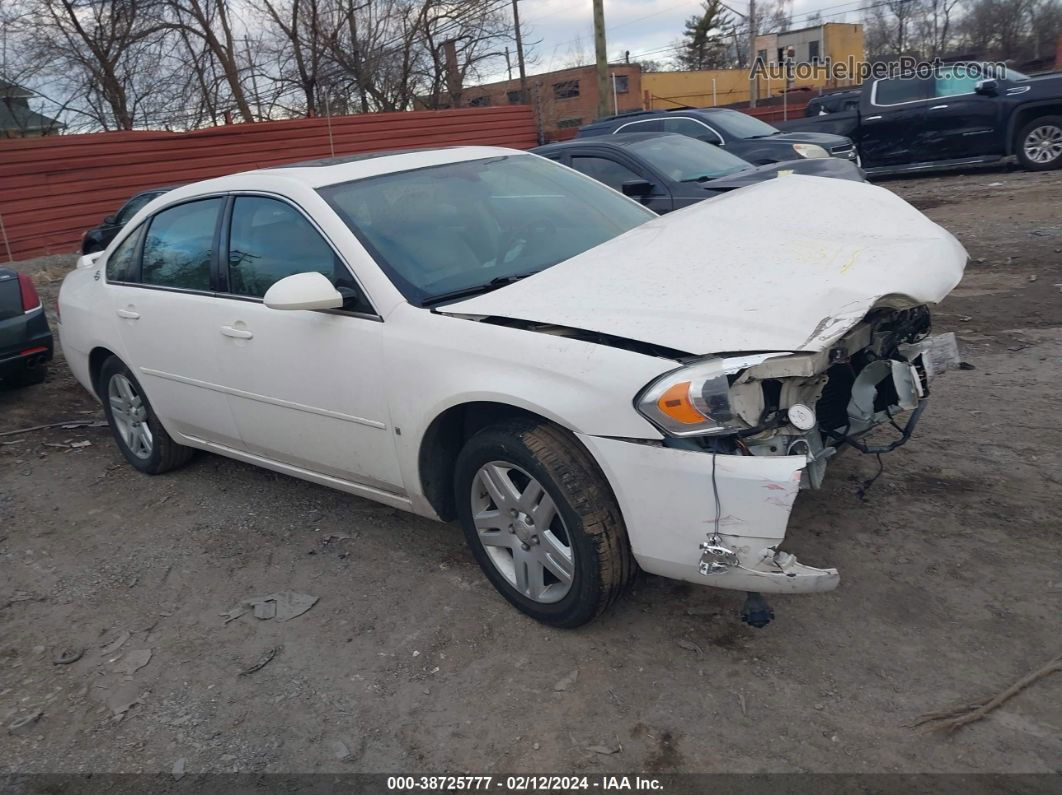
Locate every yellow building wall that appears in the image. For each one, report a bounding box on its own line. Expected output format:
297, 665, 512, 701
643, 22, 865, 110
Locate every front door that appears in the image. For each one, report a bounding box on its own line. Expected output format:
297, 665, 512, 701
211, 195, 403, 494
566, 152, 674, 213
915, 68, 1002, 160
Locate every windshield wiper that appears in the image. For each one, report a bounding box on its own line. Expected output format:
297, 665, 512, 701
421, 272, 539, 307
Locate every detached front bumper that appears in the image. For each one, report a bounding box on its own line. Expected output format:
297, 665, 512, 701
577, 433, 839, 594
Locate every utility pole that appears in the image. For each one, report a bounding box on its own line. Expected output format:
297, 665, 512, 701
511, 0, 528, 102
748, 0, 758, 108
592, 0, 609, 119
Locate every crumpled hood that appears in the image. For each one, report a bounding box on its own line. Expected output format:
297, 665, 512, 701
444, 176, 967, 355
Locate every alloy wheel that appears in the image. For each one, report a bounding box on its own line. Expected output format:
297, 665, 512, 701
470, 461, 575, 604
1024, 124, 1062, 164
108, 373, 153, 459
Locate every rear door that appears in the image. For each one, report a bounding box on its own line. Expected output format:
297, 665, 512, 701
859, 77, 932, 167
107, 197, 243, 447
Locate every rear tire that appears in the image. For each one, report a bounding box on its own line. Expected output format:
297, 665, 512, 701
1015, 116, 1062, 171
454, 419, 634, 628
98, 356, 195, 474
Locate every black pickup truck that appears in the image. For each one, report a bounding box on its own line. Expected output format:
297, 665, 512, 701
777, 65, 1062, 175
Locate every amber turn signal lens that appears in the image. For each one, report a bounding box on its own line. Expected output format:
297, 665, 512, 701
656, 381, 705, 425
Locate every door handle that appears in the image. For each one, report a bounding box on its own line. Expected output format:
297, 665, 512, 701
929, 104, 949, 110
864, 115, 882, 121
116, 308, 140, 320
220, 325, 253, 340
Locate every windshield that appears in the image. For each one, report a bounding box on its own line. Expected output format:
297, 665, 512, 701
705, 109, 780, 139
319, 154, 654, 305
627, 135, 749, 181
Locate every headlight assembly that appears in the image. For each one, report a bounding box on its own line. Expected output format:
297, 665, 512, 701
635, 355, 779, 437
792, 143, 829, 159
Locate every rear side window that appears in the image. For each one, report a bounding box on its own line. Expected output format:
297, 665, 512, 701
665, 117, 722, 144
115, 192, 159, 225
617, 118, 664, 134
106, 227, 142, 283
226, 196, 344, 300
142, 198, 222, 291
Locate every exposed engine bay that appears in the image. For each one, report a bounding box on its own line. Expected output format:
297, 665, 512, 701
671, 306, 959, 489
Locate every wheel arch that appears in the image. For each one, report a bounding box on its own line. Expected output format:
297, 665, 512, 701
88, 346, 120, 398
1006, 103, 1062, 154
417, 400, 581, 521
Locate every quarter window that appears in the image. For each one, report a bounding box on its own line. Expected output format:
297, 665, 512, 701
141, 198, 222, 291
106, 226, 142, 283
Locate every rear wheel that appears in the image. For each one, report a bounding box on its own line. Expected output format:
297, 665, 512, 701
99, 357, 194, 474
454, 420, 634, 627
1016, 116, 1062, 171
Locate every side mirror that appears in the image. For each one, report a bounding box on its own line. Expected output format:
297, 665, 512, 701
621, 179, 654, 198
975, 79, 998, 96
104, 215, 118, 225
263, 271, 343, 311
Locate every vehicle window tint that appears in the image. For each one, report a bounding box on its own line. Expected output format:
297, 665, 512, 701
665, 117, 721, 143
106, 226, 142, 282
141, 198, 222, 291
874, 77, 929, 105
933, 70, 979, 98
116, 192, 159, 225
227, 196, 365, 308
617, 118, 663, 133
570, 156, 643, 191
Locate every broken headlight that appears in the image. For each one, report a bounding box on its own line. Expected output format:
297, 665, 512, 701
636, 356, 776, 437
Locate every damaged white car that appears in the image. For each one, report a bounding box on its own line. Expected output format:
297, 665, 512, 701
58, 147, 966, 627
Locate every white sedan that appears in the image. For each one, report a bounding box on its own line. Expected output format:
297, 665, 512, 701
58, 147, 966, 627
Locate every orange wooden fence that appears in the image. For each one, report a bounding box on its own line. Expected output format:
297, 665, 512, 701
0, 106, 539, 262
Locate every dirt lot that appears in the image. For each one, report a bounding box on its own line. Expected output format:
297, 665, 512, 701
2, 165, 1060, 777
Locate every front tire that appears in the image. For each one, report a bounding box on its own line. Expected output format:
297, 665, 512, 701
1016, 116, 1062, 171
454, 420, 634, 627
98, 356, 194, 474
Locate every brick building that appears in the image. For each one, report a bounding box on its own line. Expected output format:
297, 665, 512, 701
457, 63, 644, 141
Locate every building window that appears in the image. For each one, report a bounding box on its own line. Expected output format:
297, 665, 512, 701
556, 117, 583, 129
612, 75, 629, 94
506, 90, 524, 104
468, 95, 491, 107
808, 40, 820, 63
553, 80, 580, 99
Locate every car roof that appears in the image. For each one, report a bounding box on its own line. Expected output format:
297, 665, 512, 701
533, 132, 682, 154
156, 146, 526, 204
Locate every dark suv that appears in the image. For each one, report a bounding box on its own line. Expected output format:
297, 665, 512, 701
577, 108, 858, 166
0, 268, 52, 387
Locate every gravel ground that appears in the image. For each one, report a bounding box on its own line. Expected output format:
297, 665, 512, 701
1, 165, 1060, 777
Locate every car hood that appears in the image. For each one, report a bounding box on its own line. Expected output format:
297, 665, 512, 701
442, 176, 967, 356
702, 157, 864, 189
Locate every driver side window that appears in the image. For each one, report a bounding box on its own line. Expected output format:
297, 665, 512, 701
226, 196, 372, 313
570, 156, 643, 192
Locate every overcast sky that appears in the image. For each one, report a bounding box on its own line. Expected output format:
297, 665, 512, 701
507, 0, 866, 77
